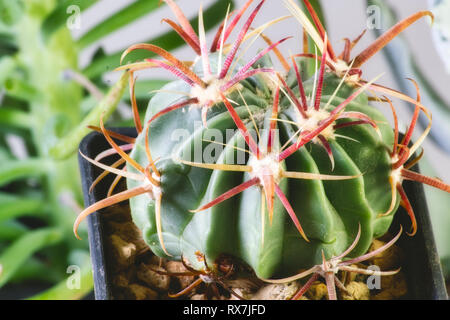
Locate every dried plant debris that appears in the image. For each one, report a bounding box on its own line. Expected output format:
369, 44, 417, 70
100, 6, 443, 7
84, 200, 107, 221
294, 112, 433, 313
251, 282, 300, 300
341, 281, 370, 300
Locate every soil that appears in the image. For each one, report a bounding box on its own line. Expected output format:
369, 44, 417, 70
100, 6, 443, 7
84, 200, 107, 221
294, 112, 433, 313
99, 193, 408, 300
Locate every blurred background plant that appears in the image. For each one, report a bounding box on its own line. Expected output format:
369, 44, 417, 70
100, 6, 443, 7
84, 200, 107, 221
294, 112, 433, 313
0, 0, 448, 299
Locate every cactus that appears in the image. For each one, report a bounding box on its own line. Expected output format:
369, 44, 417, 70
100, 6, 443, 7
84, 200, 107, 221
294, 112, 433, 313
75, 0, 450, 298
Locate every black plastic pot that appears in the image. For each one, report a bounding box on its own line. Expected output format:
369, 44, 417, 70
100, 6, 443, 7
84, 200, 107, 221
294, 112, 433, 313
78, 128, 448, 300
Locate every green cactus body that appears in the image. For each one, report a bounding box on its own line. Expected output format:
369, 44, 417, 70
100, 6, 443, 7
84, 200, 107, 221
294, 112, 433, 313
126, 54, 399, 279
